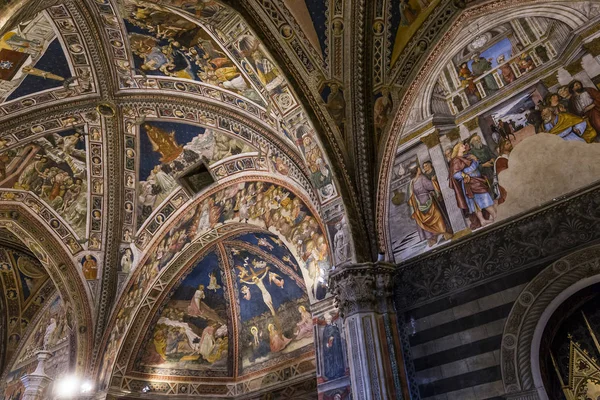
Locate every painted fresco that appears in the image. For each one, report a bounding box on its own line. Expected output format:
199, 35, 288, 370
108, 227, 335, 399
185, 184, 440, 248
300, 0, 327, 56
137, 121, 256, 227
389, 18, 600, 262
227, 235, 313, 372
293, 123, 337, 200
101, 180, 330, 387
3, 364, 33, 400
16, 295, 69, 360
4, 294, 70, 400
316, 312, 347, 382
144, 181, 330, 301
139, 250, 230, 373
0, 248, 52, 365
0, 11, 72, 103
447, 20, 555, 112
390, 0, 441, 66
0, 129, 88, 237
122, 0, 263, 103
133, 232, 314, 378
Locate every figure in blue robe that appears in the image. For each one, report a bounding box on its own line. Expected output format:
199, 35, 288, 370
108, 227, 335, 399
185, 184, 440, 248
322, 318, 345, 380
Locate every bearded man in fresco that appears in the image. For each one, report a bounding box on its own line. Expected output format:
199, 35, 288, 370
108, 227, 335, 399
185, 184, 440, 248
541, 107, 596, 143
449, 142, 497, 228
471, 53, 498, 94
468, 135, 496, 185
568, 80, 600, 135
407, 164, 452, 247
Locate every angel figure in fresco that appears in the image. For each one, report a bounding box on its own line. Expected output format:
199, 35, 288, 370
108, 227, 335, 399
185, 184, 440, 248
268, 271, 284, 288
187, 284, 223, 324
268, 323, 292, 353
237, 261, 276, 317
256, 236, 274, 250
241, 285, 251, 300
294, 305, 313, 340
207, 270, 221, 292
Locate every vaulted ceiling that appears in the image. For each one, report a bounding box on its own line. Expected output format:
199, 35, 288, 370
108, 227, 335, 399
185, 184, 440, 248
1, 0, 600, 398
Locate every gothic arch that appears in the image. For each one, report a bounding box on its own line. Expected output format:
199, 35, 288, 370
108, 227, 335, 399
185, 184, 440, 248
376, 0, 598, 253
0, 203, 94, 375
500, 244, 600, 400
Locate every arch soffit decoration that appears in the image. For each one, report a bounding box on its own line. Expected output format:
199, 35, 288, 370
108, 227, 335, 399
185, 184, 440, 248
376, 0, 597, 252
0, 0, 353, 376
500, 244, 600, 399
0, 204, 94, 375
0, 0, 350, 222
99, 175, 332, 385
112, 224, 315, 390
1, 290, 59, 384
98, 0, 345, 199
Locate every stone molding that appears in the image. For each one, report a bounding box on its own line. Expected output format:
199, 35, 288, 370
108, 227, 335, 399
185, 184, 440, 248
328, 262, 395, 317
500, 244, 600, 395
504, 390, 540, 400
394, 184, 600, 311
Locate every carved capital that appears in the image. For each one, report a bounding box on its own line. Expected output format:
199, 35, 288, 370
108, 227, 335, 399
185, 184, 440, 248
328, 262, 395, 317
464, 117, 479, 131
420, 130, 441, 148
445, 127, 461, 141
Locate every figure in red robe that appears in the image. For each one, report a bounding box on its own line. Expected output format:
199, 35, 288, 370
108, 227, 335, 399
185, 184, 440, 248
568, 80, 600, 136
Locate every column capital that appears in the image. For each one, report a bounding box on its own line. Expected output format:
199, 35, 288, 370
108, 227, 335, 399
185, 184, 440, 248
20, 350, 53, 400
328, 262, 395, 317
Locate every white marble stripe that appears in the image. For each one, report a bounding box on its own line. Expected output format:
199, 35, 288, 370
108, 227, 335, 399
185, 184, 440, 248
410, 319, 506, 359
410, 284, 525, 334
415, 350, 499, 386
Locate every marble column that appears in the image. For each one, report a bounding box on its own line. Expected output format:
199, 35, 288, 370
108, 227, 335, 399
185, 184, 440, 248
421, 132, 469, 237
20, 350, 53, 400
328, 262, 406, 400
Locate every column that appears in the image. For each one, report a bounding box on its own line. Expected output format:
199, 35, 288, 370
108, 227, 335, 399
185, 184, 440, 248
420, 132, 469, 237
328, 262, 406, 400
21, 350, 53, 400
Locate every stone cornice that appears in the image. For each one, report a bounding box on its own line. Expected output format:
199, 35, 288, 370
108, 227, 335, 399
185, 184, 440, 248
393, 182, 600, 311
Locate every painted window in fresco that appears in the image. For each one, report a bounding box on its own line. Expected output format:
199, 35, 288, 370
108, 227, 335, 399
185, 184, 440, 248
389, 17, 600, 262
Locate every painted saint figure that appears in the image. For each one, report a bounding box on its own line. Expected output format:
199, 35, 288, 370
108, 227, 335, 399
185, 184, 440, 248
237, 263, 276, 317
448, 142, 497, 227
407, 164, 452, 247
322, 313, 345, 380
82, 255, 98, 280
295, 305, 313, 340
470, 53, 498, 93
187, 284, 223, 323
268, 323, 292, 352
569, 80, 600, 134
541, 107, 596, 143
